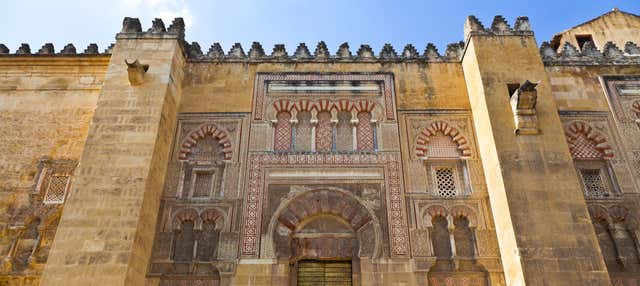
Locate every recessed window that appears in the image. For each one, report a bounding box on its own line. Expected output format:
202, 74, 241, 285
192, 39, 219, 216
191, 169, 216, 198
507, 83, 520, 98
579, 168, 608, 198
430, 164, 461, 198
43, 175, 70, 204
575, 34, 594, 50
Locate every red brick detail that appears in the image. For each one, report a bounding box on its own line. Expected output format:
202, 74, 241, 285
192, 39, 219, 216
178, 124, 233, 161
425, 205, 448, 219
415, 121, 472, 158
449, 205, 477, 226
588, 204, 611, 223
201, 208, 223, 225
274, 112, 292, 151
273, 99, 294, 112
294, 99, 315, 112
565, 121, 614, 159
173, 209, 199, 229
240, 153, 409, 257
356, 112, 374, 151
253, 73, 396, 120
333, 99, 353, 111
353, 100, 376, 113
316, 99, 332, 111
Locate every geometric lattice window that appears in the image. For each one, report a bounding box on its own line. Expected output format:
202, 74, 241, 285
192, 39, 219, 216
432, 166, 459, 198
426, 132, 461, 158
192, 171, 214, 198
579, 168, 608, 197
356, 112, 374, 151
571, 133, 603, 159
43, 175, 70, 204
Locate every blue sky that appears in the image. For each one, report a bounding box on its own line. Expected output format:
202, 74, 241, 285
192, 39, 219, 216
1, 0, 639, 54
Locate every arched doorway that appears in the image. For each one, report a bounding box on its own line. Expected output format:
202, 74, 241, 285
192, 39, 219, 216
264, 188, 382, 285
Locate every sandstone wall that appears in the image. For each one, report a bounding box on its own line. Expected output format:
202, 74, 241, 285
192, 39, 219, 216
0, 56, 107, 285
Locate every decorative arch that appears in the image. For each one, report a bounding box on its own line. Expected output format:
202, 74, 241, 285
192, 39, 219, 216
264, 188, 383, 259
353, 100, 376, 113
333, 99, 354, 112
415, 121, 472, 158
424, 205, 448, 225
565, 121, 614, 159
171, 208, 200, 230
178, 124, 233, 161
200, 208, 225, 230
588, 204, 611, 223
315, 99, 332, 112
273, 99, 295, 113
293, 99, 315, 112
450, 205, 478, 227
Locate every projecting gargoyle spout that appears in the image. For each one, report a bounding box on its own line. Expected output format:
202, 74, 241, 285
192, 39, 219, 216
125, 59, 149, 85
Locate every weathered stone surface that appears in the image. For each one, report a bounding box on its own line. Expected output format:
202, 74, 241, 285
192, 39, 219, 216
1, 10, 640, 286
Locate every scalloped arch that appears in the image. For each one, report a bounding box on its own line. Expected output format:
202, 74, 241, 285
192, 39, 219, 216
565, 121, 613, 159
415, 121, 472, 158
178, 124, 233, 161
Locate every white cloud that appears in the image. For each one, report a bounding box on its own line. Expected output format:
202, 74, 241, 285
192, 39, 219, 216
119, 0, 194, 28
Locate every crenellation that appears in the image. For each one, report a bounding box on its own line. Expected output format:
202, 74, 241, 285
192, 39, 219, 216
60, 44, 76, 55
424, 43, 443, 61
513, 16, 532, 32
148, 18, 166, 33
581, 41, 603, 58
293, 42, 311, 59
603, 41, 625, 60
379, 43, 398, 60
248, 41, 265, 59
625, 41, 640, 55
120, 17, 142, 33
490, 15, 510, 34
543, 40, 640, 65
207, 42, 225, 59
402, 44, 419, 59
337, 42, 352, 59
16, 43, 31, 55
37, 43, 55, 55
356, 44, 375, 60
271, 44, 288, 58
187, 41, 203, 59
84, 43, 99, 55
465, 15, 533, 40
445, 41, 464, 60
4, 10, 640, 286
227, 43, 245, 58
314, 41, 330, 59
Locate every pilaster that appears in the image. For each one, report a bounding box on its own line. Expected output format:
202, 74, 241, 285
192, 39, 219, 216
41, 18, 186, 285
461, 15, 611, 285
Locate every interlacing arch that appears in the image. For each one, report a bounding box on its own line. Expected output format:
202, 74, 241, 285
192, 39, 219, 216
422, 204, 478, 228
178, 123, 233, 161
588, 204, 631, 224
565, 121, 614, 159
415, 121, 472, 158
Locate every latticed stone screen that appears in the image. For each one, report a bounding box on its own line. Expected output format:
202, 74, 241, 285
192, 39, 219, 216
192, 171, 213, 198
274, 112, 292, 152
427, 132, 461, 158
571, 133, 603, 159
357, 112, 375, 151
43, 175, 70, 204
580, 168, 607, 197
434, 167, 458, 198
